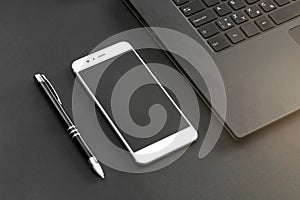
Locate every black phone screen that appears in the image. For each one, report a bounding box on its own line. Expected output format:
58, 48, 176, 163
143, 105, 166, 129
79, 50, 189, 152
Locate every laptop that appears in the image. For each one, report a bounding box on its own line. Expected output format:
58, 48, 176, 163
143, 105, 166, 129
123, 0, 300, 139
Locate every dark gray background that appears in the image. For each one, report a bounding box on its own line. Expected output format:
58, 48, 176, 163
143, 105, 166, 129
0, 0, 300, 199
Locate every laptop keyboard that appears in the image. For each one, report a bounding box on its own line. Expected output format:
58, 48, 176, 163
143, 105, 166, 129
172, 0, 300, 52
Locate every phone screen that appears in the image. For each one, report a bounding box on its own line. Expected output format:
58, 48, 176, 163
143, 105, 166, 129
79, 50, 189, 152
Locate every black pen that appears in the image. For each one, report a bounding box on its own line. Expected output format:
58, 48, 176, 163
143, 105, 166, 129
34, 74, 104, 178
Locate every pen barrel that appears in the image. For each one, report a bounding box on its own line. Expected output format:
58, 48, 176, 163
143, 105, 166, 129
67, 126, 94, 158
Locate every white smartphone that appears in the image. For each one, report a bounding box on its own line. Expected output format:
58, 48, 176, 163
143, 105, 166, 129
72, 41, 198, 165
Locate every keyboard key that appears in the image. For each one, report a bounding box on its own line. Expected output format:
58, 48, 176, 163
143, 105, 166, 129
259, 0, 277, 12
240, 22, 260, 37
231, 11, 249, 24
214, 3, 232, 16
180, 1, 205, 16
173, 0, 189, 6
198, 23, 220, 38
245, 5, 263, 18
269, 1, 300, 24
216, 17, 234, 30
226, 28, 246, 43
274, 0, 290, 6
202, 0, 219, 7
208, 34, 231, 51
189, 10, 217, 27
228, 0, 247, 10
255, 16, 274, 31
245, 0, 260, 4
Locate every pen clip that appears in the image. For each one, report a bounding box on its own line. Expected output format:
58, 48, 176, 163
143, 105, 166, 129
41, 75, 63, 105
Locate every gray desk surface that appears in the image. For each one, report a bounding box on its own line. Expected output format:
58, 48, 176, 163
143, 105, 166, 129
0, 1, 299, 199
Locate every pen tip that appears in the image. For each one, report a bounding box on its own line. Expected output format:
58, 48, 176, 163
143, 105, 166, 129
92, 162, 105, 179
89, 157, 105, 179
34, 74, 43, 82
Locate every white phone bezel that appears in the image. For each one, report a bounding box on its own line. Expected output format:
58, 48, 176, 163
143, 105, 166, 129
72, 41, 198, 165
